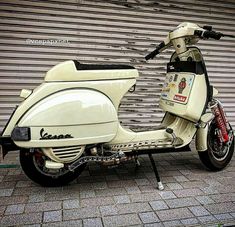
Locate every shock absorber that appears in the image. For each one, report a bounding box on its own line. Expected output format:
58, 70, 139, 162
209, 99, 229, 143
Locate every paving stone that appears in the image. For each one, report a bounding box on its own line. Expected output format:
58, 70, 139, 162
0, 195, 28, 206
0, 181, 16, 189
24, 224, 41, 227
103, 214, 141, 227
0, 176, 4, 182
135, 178, 151, 186
163, 220, 182, 227
139, 212, 159, 223
180, 217, 199, 225
180, 181, 209, 189
116, 202, 152, 214
189, 205, 210, 216
166, 183, 183, 190
42, 220, 82, 227
5, 204, 25, 215
197, 215, 217, 223
173, 175, 189, 183
43, 210, 62, 223
80, 189, 96, 198
105, 174, 119, 181
107, 180, 137, 188
0, 212, 42, 226
214, 213, 234, 220
100, 205, 118, 216
114, 195, 130, 204
160, 177, 176, 183
28, 194, 45, 203
0, 206, 6, 216
45, 192, 79, 201
205, 202, 235, 214
160, 170, 182, 177
63, 199, 80, 209
125, 186, 141, 194
157, 207, 194, 221
149, 200, 168, 211
195, 195, 215, 205
63, 207, 100, 220
215, 184, 235, 194
130, 192, 161, 203
25, 201, 61, 213
210, 193, 235, 203
80, 196, 114, 207
165, 197, 200, 208
92, 181, 108, 190
139, 185, 158, 193
95, 188, 126, 197
83, 217, 103, 227
201, 186, 219, 195
159, 191, 177, 200
144, 223, 164, 227
202, 178, 222, 187
16, 180, 33, 187
0, 188, 13, 197
173, 188, 204, 198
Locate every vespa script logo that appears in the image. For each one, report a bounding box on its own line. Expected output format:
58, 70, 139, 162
39, 128, 73, 140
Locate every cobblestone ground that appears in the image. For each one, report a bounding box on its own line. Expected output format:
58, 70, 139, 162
0, 148, 234, 227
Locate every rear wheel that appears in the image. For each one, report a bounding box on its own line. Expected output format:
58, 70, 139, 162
20, 148, 86, 187
198, 121, 234, 171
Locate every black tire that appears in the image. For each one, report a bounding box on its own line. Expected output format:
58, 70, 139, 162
198, 121, 234, 171
20, 148, 86, 187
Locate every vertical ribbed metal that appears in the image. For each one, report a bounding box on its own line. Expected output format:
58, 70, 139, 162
0, 0, 235, 131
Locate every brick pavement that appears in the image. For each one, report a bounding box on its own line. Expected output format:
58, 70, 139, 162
0, 150, 235, 227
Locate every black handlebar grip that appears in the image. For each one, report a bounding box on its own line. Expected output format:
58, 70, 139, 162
203, 31, 222, 40
145, 49, 159, 60
145, 42, 165, 61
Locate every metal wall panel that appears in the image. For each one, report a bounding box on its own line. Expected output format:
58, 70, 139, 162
0, 0, 235, 132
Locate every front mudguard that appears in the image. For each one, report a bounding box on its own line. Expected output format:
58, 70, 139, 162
195, 124, 208, 151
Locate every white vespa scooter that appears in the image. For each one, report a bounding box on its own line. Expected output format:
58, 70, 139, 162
0, 23, 234, 189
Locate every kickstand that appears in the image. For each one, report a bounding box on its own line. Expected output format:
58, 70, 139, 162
148, 153, 164, 190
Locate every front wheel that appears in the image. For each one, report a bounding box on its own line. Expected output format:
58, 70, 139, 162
198, 121, 234, 171
20, 148, 86, 187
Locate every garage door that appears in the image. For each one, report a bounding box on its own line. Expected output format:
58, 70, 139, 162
0, 0, 235, 132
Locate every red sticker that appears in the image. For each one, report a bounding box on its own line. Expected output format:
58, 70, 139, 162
174, 94, 187, 102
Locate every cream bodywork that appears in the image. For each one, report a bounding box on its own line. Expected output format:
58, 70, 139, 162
159, 74, 207, 122
3, 71, 138, 147
2, 22, 213, 156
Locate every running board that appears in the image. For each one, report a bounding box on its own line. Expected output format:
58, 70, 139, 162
107, 138, 184, 152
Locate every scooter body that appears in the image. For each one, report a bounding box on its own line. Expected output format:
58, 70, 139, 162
0, 22, 234, 188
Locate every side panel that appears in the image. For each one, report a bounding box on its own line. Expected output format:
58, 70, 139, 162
2, 79, 136, 137
18, 89, 117, 126
159, 74, 207, 122
14, 89, 118, 148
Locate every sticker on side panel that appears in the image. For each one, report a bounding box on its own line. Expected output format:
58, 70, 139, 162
178, 77, 186, 94
173, 94, 187, 103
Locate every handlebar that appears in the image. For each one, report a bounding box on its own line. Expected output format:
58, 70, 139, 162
145, 24, 235, 61
194, 26, 235, 40
145, 42, 165, 60
194, 30, 223, 40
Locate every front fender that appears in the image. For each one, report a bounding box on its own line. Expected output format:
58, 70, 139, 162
195, 124, 208, 151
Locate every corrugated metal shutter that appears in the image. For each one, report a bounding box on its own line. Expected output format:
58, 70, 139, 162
0, 0, 235, 132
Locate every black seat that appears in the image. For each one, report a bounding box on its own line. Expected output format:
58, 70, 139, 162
73, 60, 135, 70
